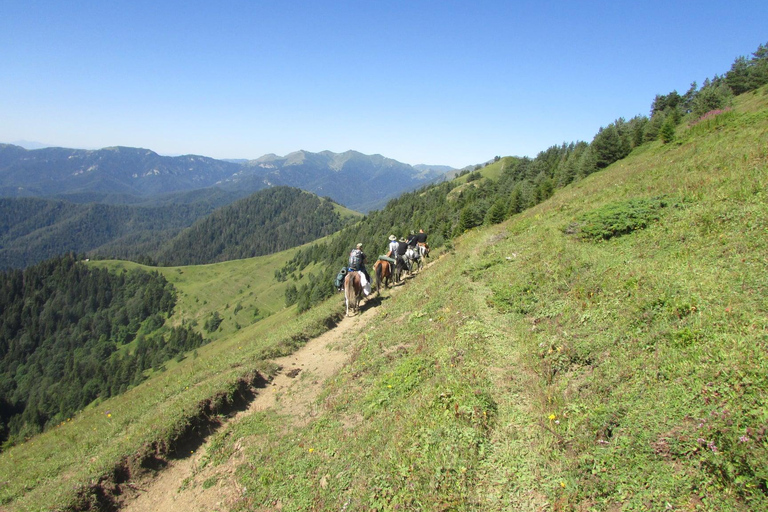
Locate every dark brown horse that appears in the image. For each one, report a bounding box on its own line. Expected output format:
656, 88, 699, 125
344, 271, 363, 316
373, 259, 392, 293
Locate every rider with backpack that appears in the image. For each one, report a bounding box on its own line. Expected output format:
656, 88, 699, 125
349, 243, 370, 283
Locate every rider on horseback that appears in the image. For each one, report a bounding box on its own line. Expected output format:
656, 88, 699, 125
387, 234, 399, 258
349, 243, 371, 283
397, 236, 413, 273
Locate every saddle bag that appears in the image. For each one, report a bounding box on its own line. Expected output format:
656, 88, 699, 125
334, 267, 348, 290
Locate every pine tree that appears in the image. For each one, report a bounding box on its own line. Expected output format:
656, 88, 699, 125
486, 200, 507, 225
659, 117, 676, 144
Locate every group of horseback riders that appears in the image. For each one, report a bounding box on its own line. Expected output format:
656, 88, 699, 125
337, 229, 430, 316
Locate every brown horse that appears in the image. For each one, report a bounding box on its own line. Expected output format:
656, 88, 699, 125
344, 271, 363, 316
373, 259, 392, 293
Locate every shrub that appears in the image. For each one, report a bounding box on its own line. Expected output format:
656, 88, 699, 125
567, 198, 669, 241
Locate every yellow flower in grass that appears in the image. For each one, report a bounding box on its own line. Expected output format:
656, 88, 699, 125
549, 414, 556, 421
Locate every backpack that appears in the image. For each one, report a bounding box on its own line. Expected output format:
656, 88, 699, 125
349, 249, 363, 270
334, 267, 347, 290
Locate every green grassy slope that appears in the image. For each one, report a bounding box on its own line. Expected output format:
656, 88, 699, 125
1, 87, 766, 510
0, 248, 337, 511
198, 88, 768, 509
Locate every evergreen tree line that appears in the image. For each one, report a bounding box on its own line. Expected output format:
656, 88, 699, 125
1, 186, 349, 270
278, 42, 768, 312
0, 197, 215, 270
647, 42, 768, 143
154, 187, 350, 266
0, 254, 204, 448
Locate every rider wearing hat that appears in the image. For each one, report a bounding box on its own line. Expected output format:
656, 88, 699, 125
387, 234, 399, 259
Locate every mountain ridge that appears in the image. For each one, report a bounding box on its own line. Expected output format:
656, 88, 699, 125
0, 144, 454, 212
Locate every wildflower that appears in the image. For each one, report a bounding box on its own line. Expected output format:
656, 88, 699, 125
549, 414, 556, 421
739, 436, 751, 443
308, 448, 314, 453
560, 482, 566, 488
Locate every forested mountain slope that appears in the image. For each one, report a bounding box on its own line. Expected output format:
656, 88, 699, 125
0, 187, 360, 270
154, 187, 360, 266
0, 197, 215, 269
0, 255, 204, 446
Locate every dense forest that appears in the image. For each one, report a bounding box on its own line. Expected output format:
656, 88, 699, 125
280, 42, 768, 312
0, 187, 354, 270
0, 255, 205, 448
0, 197, 218, 270
155, 186, 353, 266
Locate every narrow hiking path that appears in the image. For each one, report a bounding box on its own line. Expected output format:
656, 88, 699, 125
119, 265, 429, 511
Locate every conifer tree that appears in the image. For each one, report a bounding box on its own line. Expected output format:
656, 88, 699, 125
486, 200, 507, 225
659, 117, 676, 144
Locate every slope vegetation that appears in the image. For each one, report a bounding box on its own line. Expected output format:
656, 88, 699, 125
167, 87, 766, 509
155, 187, 359, 266
0, 198, 215, 269
0, 245, 340, 510
1, 86, 766, 512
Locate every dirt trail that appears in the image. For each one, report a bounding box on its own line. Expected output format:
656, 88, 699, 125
120, 284, 398, 511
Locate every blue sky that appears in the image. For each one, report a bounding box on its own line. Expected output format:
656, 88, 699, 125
1, 1, 766, 168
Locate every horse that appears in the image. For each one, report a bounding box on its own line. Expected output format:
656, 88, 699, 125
393, 256, 407, 283
402, 248, 416, 275
417, 242, 430, 259
414, 242, 429, 272
344, 271, 364, 316
373, 259, 392, 293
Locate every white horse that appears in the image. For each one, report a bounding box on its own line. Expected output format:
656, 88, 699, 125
403, 247, 419, 274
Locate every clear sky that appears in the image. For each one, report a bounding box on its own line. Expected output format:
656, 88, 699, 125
1, 1, 766, 168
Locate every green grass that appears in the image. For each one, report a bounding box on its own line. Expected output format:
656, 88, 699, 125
331, 200, 365, 221
195, 87, 768, 510
93, 249, 312, 340
449, 157, 512, 200
0, 248, 340, 511
3, 87, 767, 511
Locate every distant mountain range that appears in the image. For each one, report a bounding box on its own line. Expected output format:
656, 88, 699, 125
0, 144, 452, 212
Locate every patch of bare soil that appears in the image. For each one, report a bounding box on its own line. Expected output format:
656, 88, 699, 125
118, 269, 426, 511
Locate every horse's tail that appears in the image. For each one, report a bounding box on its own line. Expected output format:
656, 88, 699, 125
374, 260, 382, 295
344, 273, 354, 315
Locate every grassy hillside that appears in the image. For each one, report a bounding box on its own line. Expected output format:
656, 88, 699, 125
1, 86, 766, 510
0, 247, 337, 510
187, 88, 768, 510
